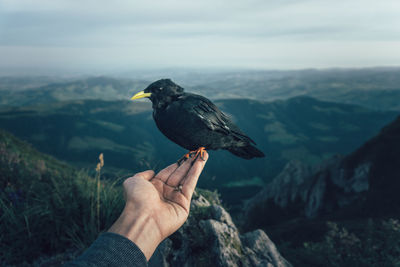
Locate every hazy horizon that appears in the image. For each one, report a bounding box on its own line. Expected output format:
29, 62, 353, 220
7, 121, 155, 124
1, 65, 400, 78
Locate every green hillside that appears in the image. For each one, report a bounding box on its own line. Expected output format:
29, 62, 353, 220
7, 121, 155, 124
0, 97, 396, 204
0, 129, 231, 265
0, 129, 124, 264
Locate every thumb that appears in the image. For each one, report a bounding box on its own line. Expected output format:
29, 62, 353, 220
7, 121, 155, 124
122, 170, 155, 200
133, 170, 155, 181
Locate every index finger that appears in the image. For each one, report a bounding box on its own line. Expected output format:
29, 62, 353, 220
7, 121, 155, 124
181, 151, 209, 199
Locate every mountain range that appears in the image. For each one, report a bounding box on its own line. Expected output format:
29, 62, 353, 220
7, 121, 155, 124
189, 67, 400, 110
2, 67, 400, 110
0, 96, 396, 204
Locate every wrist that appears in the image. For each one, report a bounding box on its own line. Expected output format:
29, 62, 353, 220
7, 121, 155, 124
108, 205, 163, 260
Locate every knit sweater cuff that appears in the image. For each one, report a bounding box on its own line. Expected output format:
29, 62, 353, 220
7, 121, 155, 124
65, 232, 147, 267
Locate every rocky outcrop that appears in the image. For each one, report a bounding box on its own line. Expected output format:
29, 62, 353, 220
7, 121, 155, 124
245, 116, 400, 225
245, 160, 313, 212
245, 154, 371, 223
149, 190, 292, 267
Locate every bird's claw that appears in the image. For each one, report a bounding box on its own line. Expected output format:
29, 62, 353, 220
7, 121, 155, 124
192, 147, 206, 161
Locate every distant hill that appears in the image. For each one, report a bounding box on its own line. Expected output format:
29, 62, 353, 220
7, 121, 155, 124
0, 76, 149, 107
189, 67, 400, 110
0, 97, 396, 203
2, 67, 400, 110
0, 76, 72, 92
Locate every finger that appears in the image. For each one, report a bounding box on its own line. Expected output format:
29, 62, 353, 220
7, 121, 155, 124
133, 170, 155, 181
153, 162, 179, 182
182, 151, 208, 199
166, 156, 195, 187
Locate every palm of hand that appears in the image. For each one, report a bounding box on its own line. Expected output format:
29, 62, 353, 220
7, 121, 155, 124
123, 154, 207, 239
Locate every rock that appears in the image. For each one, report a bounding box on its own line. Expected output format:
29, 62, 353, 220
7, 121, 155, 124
241, 230, 292, 267
191, 194, 211, 208
245, 160, 312, 210
149, 189, 292, 267
245, 155, 371, 220
199, 219, 242, 267
209, 204, 236, 228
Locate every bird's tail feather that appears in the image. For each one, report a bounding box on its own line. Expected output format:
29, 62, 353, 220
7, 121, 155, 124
228, 145, 265, 159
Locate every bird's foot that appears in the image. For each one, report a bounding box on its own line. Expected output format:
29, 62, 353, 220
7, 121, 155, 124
192, 147, 207, 161
177, 147, 207, 166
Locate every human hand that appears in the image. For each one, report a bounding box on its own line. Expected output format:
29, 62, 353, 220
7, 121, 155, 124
108, 152, 208, 260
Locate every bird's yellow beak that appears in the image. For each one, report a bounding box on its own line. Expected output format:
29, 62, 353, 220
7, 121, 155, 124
130, 91, 152, 100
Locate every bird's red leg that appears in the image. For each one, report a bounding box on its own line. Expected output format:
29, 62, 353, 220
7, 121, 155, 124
177, 147, 207, 166
192, 147, 206, 161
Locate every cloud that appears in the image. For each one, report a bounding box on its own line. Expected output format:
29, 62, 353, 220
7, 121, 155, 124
0, 0, 400, 71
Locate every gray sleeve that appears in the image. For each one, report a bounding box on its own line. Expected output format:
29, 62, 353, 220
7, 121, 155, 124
65, 232, 148, 267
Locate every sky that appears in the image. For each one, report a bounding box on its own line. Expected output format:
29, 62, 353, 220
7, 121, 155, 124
1, 0, 400, 74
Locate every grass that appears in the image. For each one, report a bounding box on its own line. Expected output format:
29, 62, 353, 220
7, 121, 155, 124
0, 129, 125, 265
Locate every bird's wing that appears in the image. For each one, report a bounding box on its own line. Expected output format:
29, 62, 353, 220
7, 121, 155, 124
191, 96, 256, 145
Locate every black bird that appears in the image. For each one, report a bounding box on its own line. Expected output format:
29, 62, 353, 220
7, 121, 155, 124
131, 79, 264, 161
